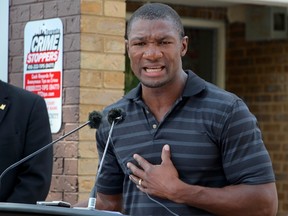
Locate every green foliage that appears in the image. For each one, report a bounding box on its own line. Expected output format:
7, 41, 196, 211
124, 55, 139, 94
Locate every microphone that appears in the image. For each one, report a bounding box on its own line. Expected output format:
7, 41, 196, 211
0, 110, 103, 193
87, 108, 126, 209
107, 108, 126, 125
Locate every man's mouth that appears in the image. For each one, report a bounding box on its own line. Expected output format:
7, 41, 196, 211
144, 67, 164, 73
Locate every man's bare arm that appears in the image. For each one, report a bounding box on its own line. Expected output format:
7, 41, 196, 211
96, 192, 123, 213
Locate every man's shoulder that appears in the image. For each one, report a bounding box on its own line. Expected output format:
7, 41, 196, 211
3, 81, 43, 101
213, 85, 241, 103
0, 82, 46, 112
103, 97, 129, 113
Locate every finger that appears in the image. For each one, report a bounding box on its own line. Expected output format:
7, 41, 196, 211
133, 154, 151, 171
161, 144, 171, 163
127, 161, 145, 178
129, 175, 140, 185
137, 184, 147, 192
129, 175, 146, 189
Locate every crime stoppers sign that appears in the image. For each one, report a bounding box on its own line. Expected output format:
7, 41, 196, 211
24, 18, 63, 133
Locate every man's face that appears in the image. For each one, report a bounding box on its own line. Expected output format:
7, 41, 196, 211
126, 18, 188, 89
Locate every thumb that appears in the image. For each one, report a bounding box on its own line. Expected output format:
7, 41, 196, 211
161, 144, 171, 163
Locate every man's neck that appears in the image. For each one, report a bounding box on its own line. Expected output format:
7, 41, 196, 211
141, 72, 187, 122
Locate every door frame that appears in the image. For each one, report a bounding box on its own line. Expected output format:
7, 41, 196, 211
181, 18, 226, 88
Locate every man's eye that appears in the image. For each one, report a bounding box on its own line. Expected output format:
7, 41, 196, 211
160, 41, 171, 45
134, 42, 145, 46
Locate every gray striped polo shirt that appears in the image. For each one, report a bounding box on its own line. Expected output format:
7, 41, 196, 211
95, 70, 275, 216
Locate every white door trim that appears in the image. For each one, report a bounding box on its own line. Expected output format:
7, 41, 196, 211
181, 18, 226, 88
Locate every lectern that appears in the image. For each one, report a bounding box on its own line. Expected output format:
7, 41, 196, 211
0, 203, 122, 216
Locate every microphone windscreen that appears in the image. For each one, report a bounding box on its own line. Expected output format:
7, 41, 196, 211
88, 111, 103, 129
108, 108, 126, 125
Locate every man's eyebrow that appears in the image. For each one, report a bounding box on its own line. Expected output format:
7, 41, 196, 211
128, 36, 145, 41
132, 37, 144, 40
157, 36, 173, 40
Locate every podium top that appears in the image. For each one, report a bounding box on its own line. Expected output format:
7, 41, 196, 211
0, 202, 123, 216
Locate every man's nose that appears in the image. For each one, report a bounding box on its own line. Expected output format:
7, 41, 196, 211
143, 45, 163, 60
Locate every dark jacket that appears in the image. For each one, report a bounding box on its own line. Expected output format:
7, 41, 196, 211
0, 80, 53, 203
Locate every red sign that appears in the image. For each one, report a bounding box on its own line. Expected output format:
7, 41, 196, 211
24, 71, 61, 98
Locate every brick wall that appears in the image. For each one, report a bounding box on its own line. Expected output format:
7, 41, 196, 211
78, 0, 125, 201
8, 0, 125, 205
226, 22, 288, 215
9, 0, 82, 204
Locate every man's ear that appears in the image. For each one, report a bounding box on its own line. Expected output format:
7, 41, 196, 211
181, 36, 188, 57
125, 39, 130, 57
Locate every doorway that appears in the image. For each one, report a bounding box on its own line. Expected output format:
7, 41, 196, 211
183, 27, 216, 84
